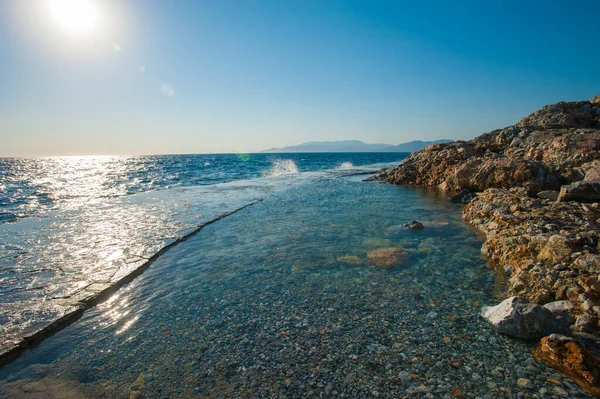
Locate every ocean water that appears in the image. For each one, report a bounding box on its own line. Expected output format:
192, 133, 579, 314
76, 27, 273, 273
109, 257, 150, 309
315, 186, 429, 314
0, 154, 592, 398
0, 153, 404, 352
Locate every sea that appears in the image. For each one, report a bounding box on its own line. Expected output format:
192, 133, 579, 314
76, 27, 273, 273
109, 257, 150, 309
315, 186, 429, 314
0, 153, 593, 398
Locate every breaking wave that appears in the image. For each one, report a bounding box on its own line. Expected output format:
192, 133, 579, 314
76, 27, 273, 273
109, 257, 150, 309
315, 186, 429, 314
264, 159, 299, 176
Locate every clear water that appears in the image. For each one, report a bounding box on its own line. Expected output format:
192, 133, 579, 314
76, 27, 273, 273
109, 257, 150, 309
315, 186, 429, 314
0, 153, 404, 353
0, 173, 592, 398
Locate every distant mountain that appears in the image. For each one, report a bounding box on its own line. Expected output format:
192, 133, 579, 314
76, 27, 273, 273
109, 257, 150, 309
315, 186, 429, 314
260, 139, 452, 153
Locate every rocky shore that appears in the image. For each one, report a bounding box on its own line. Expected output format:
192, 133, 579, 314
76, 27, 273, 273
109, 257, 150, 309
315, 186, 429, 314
373, 95, 600, 396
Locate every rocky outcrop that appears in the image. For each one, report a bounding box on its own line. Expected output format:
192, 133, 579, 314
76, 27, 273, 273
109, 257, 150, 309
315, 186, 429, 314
376, 96, 600, 196
481, 296, 568, 340
462, 187, 600, 321
375, 95, 600, 394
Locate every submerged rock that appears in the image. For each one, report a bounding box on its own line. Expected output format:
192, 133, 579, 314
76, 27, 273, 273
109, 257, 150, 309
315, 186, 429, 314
533, 333, 600, 397
480, 296, 568, 340
336, 255, 363, 265
366, 247, 406, 268
403, 220, 424, 230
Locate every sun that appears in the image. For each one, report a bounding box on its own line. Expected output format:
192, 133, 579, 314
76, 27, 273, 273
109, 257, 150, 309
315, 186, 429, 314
48, 0, 100, 37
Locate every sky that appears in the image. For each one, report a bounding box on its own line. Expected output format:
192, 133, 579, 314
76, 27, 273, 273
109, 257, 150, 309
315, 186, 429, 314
0, 0, 599, 156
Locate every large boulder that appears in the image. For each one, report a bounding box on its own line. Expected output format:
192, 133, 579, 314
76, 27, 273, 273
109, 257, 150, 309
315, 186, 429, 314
481, 296, 568, 340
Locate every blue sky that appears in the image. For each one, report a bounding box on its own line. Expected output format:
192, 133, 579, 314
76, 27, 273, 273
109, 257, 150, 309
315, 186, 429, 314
0, 0, 599, 156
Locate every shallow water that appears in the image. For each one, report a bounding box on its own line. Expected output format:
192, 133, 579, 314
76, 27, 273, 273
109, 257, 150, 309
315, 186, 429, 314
0, 176, 592, 398
0, 153, 404, 351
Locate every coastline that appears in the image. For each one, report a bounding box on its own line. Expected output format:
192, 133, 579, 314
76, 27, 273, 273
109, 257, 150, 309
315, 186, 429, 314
373, 95, 600, 395
0, 201, 259, 368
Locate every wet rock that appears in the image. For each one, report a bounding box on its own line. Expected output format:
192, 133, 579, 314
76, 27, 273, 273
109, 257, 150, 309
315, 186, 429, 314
403, 220, 424, 230
533, 333, 600, 397
537, 190, 559, 201
558, 181, 600, 203
366, 247, 406, 268
481, 296, 568, 340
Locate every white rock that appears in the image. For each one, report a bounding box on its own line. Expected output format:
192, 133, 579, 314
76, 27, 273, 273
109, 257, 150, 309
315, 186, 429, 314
481, 296, 568, 340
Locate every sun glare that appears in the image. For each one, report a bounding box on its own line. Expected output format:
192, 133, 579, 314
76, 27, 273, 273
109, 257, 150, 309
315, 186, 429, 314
48, 0, 100, 37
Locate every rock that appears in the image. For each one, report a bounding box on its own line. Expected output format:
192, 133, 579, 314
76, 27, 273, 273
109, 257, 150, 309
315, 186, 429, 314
537, 235, 572, 264
403, 220, 424, 230
581, 276, 600, 295
480, 296, 568, 340
575, 314, 598, 333
336, 255, 362, 265
366, 247, 407, 268
447, 358, 463, 368
517, 378, 533, 389
374, 96, 600, 195
543, 300, 574, 324
583, 160, 600, 181
398, 371, 412, 384
450, 189, 477, 204
537, 190, 559, 201
558, 181, 600, 203
533, 333, 600, 397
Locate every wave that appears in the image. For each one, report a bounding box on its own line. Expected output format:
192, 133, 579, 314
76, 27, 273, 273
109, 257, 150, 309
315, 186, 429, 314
338, 161, 354, 169
264, 159, 299, 176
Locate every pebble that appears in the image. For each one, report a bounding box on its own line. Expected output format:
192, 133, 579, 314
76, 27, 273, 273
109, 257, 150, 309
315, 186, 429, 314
517, 378, 533, 389
553, 386, 570, 397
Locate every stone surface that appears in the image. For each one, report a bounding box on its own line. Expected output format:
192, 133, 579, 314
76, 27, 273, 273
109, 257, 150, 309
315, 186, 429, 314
366, 247, 406, 268
537, 190, 560, 201
480, 296, 567, 340
558, 181, 600, 203
533, 333, 600, 397
544, 300, 575, 323
450, 189, 477, 204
